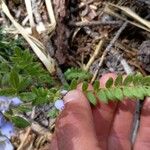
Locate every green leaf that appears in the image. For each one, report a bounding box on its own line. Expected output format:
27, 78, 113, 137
0, 88, 16, 96
64, 68, 92, 81
18, 77, 31, 92
133, 73, 143, 86
82, 81, 88, 92
9, 70, 19, 90
143, 87, 150, 96
143, 76, 150, 86
48, 108, 58, 118
70, 79, 78, 90
97, 90, 108, 103
15, 105, 32, 113
105, 89, 116, 100
115, 75, 123, 86
93, 80, 100, 92
113, 88, 123, 100
1, 74, 10, 87
32, 88, 49, 105
123, 87, 134, 98
131, 87, 144, 100
11, 116, 30, 128
86, 91, 97, 105
123, 75, 133, 86
19, 92, 36, 102
105, 77, 113, 88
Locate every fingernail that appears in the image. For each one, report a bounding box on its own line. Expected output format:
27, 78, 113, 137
63, 90, 83, 104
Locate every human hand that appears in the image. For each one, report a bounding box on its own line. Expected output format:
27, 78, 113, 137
50, 73, 150, 150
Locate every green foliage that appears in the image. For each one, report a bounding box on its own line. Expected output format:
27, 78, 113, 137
64, 68, 92, 82
105, 77, 113, 88
81, 74, 150, 106
48, 107, 59, 118
32, 88, 49, 105
70, 79, 78, 90
0, 47, 53, 96
64, 68, 92, 90
86, 91, 97, 105
0, 31, 61, 128
82, 81, 88, 92
93, 80, 100, 92
11, 116, 30, 128
0, 29, 23, 60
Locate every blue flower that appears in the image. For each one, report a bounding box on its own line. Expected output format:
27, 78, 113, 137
0, 113, 6, 128
0, 136, 13, 150
0, 122, 15, 139
10, 97, 22, 106
0, 96, 23, 113
54, 99, 64, 110
0, 96, 11, 113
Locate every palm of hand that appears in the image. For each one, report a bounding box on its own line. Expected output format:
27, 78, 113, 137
50, 73, 150, 150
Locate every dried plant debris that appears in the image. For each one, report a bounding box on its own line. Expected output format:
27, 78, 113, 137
138, 40, 150, 72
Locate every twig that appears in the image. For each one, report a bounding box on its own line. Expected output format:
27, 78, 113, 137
84, 38, 105, 71
109, 48, 133, 74
128, 61, 146, 75
83, 26, 99, 39
56, 63, 68, 84
69, 20, 122, 27
45, 0, 56, 33
120, 59, 133, 74
24, 0, 35, 28
91, 21, 128, 83
32, 0, 42, 24
31, 0, 46, 33
17, 127, 31, 150
22, 15, 29, 26
17, 107, 36, 150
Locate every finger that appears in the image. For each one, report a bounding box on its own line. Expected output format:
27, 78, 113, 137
108, 99, 136, 150
92, 73, 118, 149
77, 82, 93, 91
134, 97, 150, 150
54, 90, 101, 150
50, 134, 58, 150
77, 73, 119, 149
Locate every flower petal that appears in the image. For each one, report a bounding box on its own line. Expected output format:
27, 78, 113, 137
0, 122, 15, 139
10, 97, 22, 106
0, 96, 11, 113
54, 99, 64, 110
0, 113, 6, 127
0, 136, 13, 150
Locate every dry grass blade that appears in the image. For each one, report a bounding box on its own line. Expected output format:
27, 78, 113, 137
84, 38, 105, 71
45, 0, 56, 33
1, 0, 55, 74
105, 3, 150, 33
24, 0, 35, 28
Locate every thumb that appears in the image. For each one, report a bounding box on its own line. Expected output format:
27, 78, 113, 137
50, 90, 100, 150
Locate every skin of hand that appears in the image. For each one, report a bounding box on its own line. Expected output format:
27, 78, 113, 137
50, 73, 150, 150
